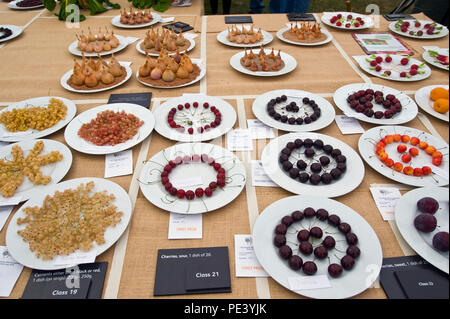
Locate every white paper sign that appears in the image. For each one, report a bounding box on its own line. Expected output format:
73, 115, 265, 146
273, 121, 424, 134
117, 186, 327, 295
335, 115, 365, 135
251, 160, 278, 187
234, 235, 268, 277
171, 176, 203, 189
288, 275, 331, 290
160, 17, 175, 23
0, 246, 24, 297
168, 212, 202, 239
126, 37, 140, 44
104, 150, 133, 178
184, 33, 198, 40
0, 195, 22, 207
227, 129, 253, 151
0, 205, 14, 232
369, 187, 402, 221
53, 250, 97, 266
288, 132, 319, 140
247, 119, 275, 140
431, 165, 449, 181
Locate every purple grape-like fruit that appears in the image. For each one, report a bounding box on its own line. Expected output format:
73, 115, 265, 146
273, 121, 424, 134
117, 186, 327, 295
289, 255, 303, 270
417, 197, 439, 215
346, 245, 361, 258
346, 232, 359, 245
338, 222, 351, 234
302, 261, 318, 275
328, 214, 341, 226
314, 245, 328, 259
414, 213, 437, 233
275, 223, 287, 235
282, 215, 294, 226
322, 235, 336, 249
279, 245, 293, 259
274, 234, 286, 247
341, 255, 355, 270
310, 226, 323, 239
432, 232, 449, 252
316, 208, 329, 221
303, 207, 316, 218
291, 210, 304, 221
299, 241, 313, 255
328, 264, 343, 277
297, 229, 310, 242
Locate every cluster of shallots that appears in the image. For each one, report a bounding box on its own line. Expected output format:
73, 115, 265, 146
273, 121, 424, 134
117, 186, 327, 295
71, 54, 124, 87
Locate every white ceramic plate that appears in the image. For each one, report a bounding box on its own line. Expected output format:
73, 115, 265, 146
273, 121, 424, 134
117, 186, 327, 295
252, 89, 335, 132
261, 132, 365, 198
154, 95, 236, 142
389, 19, 449, 39
353, 54, 432, 82
321, 12, 374, 30
0, 139, 72, 203
111, 12, 161, 29
0, 96, 77, 142
422, 48, 449, 71
333, 83, 418, 125
68, 35, 135, 57
230, 49, 297, 77
253, 195, 383, 299
216, 27, 273, 48
358, 126, 449, 187
6, 177, 132, 270
7, 0, 43, 10
60, 62, 132, 93
414, 84, 449, 122
135, 37, 196, 56
139, 142, 246, 214
64, 103, 155, 155
395, 187, 449, 274
136, 59, 206, 89
0, 25, 23, 43
276, 26, 333, 46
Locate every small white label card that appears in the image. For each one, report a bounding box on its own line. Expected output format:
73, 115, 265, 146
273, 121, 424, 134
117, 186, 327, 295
160, 17, 175, 23
0, 130, 32, 138
171, 176, 203, 189
0, 195, 22, 207
227, 129, 253, 151
104, 150, 133, 178
247, 119, 275, 140
0, 205, 14, 232
335, 115, 365, 135
369, 187, 402, 221
288, 132, 319, 140
183, 33, 198, 40
0, 246, 24, 297
251, 160, 278, 187
53, 250, 97, 267
288, 275, 331, 291
234, 235, 268, 277
126, 37, 140, 44
431, 165, 449, 181
168, 212, 202, 239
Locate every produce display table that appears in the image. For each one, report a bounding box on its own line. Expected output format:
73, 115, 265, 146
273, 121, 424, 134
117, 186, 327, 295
0, 7, 448, 299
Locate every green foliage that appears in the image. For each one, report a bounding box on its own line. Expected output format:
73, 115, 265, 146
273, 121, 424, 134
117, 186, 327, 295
42, 0, 121, 21
127, 0, 172, 12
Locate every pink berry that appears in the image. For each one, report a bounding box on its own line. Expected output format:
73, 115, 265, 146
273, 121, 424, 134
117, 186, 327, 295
183, 155, 191, 163
203, 102, 209, 108
347, 14, 352, 19
400, 58, 409, 65
201, 154, 209, 162
337, 14, 342, 19
185, 103, 190, 109
186, 190, 195, 200
209, 181, 217, 190
400, 71, 407, 77
370, 60, 378, 67
193, 102, 199, 108
195, 188, 204, 198
384, 70, 391, 76
354, 22, 360, 27
375, 56, 383, 63
385, 56, 392, 62
176, 189, 185, 199
197, 127, 204, 133
192, 154, 201, 162
409, 69, 417, 76
177, 104, 183, 110
336, 22, 342, 27
375, 65, 382, 72
217, 178, 226, 188
345, 23, 351, 28
205, 187, 213, 197
411, 64, 419, 70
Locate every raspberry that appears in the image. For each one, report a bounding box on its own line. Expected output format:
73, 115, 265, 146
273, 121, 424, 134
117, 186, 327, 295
375, 65, 382, 72
370, 60, 378, 67
400, 71, 407, 77
400, 58, 409, 65
375, 56, 383, 63
385, 56, 392, 62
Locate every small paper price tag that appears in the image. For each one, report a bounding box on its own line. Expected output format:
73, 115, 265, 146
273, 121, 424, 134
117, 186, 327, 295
234, 235, 268, 277
227, 129, 253, 151
0, 130, 32, 138
247, 119, 275, 140
53, 250, 97, 266
160, 17, 175, 23
168, 212, 202, 239
0, 246, 24, 297
335, 115, 365, 135
369, 187, 402, 221
251, 160, 278, 187
104, 150, 133, 178
288, 275, 331, 290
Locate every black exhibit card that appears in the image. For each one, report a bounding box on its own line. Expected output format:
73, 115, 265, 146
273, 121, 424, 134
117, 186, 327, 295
379, 255, 448, 299
395, 269, 449, 299
287, 13, 316, 22
22, 262, 108, 299
162, 21, 193, 33
154, 247, 231, 296
108, 92, 152, 109
383, 14, 415, 21
225, 16, 253, 24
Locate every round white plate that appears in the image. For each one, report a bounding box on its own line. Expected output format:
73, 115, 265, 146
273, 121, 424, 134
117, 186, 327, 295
333, 83, 418, 125
353, 54, 432, 82
154, 95, 236, 142
6, 177, 132, 270
414, 84, 449, 122
321, 12, 374, 30
64, 103, 155, 155
0, 139, 72, 203
139, 142, 246, 214
358, 126, 449, 187
136, 58, 206, 89
230, 49, 297, 77
69, 34, 132, 57
0, 25, 23, 43
276, 26, 333, 46
389, 19, 449, 39
422, 48, 449, 71
0, 96, 77, 142
252, 89, 335, 132
111, 12, 161, 29
7, 0, 43, 10
261, 132, 365, 198
60, 62, 132, 93
253, 195, 383, 299
216, 27, 273, 48
136, 37, 196, 56
395, 187, 449, 274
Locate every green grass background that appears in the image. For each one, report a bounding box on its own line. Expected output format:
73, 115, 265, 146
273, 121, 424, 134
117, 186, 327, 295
204, 0, 410, 15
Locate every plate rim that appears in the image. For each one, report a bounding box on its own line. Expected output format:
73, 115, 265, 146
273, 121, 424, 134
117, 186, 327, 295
135, 37, 196, 56
276, 26, 333, 46
216, 28, 274, 48
388, 19, 449, 39
414, 84, 449, 122
0, 24, 23, 43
